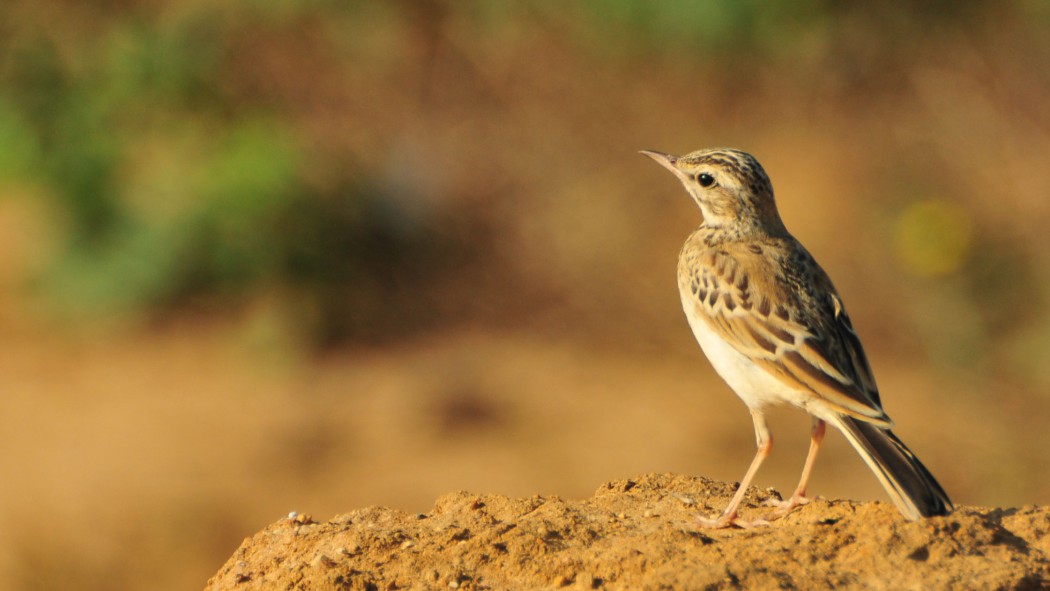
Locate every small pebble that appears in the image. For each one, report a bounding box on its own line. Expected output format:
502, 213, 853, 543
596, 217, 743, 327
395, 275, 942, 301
670, 493, 696, 506
310, 554, 336, 568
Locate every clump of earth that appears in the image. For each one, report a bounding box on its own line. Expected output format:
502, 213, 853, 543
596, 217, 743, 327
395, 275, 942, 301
205, 473, 1050, 590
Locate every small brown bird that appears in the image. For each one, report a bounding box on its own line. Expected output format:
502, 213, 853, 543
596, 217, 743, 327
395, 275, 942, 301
642, 147, 953, 528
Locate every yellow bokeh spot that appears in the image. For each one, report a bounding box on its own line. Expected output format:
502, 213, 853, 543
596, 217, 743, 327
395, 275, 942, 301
893, 199, 973, 277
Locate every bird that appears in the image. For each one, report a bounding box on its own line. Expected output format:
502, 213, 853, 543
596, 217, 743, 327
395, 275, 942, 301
641, 147, 953, 528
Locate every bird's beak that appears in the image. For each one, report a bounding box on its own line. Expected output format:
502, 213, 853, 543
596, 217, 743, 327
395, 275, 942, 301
639, 149, 689, 182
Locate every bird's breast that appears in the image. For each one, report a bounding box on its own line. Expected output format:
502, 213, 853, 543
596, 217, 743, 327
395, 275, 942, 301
679, 288, 813, 412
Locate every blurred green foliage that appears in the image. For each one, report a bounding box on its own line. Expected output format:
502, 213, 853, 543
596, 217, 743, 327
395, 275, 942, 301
571, 0, 995, 65
0, 1, 478, 345
0, 0, 1047, 350
582, 0, 828, 55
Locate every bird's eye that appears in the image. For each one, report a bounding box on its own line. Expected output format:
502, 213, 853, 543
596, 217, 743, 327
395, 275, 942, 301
697, 173, 715, 187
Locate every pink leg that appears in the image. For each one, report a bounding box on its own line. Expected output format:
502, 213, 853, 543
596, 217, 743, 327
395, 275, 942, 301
766, 418, 826, 516
698, 409, 773, 529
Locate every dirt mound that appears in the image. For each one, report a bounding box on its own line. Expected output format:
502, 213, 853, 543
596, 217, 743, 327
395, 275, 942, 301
205, 474, 1050, 590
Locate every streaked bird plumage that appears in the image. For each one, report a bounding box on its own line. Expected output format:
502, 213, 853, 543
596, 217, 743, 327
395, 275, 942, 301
642, 147, 952, 527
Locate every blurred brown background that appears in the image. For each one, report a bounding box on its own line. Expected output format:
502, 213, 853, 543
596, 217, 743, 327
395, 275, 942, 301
2, 1, 1050, 589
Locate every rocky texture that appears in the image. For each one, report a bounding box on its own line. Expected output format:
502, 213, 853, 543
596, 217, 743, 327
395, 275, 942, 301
205, 474, 1050, 590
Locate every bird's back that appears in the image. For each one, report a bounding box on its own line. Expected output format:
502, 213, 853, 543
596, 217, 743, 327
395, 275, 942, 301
677, 227, 889, 425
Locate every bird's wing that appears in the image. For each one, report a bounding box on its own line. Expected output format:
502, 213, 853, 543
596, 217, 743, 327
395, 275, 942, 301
681, 243, 889, 425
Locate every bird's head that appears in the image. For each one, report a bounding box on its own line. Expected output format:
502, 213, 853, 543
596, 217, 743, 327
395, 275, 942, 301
641, 147, 786, 237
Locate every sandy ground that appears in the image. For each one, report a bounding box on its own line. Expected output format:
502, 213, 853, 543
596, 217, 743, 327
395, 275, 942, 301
4, 326, 1041, 591
205, 473, 1050, 590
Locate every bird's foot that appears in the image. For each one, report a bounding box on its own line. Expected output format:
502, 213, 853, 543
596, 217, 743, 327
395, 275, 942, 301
762, 493, 810, 518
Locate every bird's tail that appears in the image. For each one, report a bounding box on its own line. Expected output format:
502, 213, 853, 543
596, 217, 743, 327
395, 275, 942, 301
832, 416, 953, 520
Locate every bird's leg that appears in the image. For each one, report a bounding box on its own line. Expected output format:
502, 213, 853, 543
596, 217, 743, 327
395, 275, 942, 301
698, 409, 773, 529
765, 417, 825, 515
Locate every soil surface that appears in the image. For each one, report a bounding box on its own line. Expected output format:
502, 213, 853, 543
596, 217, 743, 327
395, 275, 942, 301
205, 473, 1050, 590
